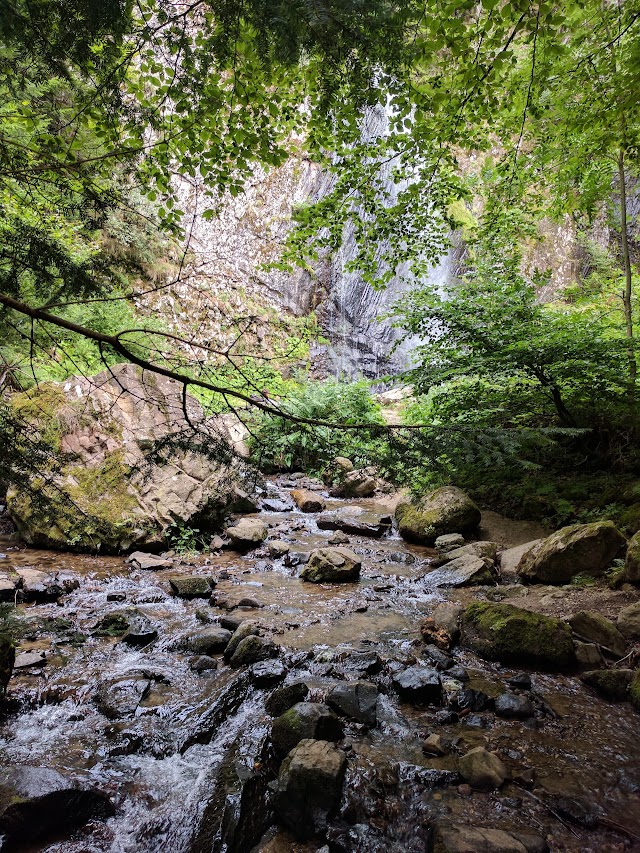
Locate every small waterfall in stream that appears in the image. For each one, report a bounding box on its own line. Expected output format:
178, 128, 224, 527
311, 103, 455, 382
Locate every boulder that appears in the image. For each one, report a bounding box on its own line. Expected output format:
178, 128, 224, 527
228, 635, 279, 669
249, 660, 286, 687
435, 533, 466, 553
392, 666, 441, 704
14, 651, 47, 670
291, 489, 325, 513
617, 601, 640, 640
445, 541, 498, 562
120, 611, 158, 646
327, 681, 378, 725
316, 508, 392, 539
460, 602, 576, 670
14, 567, 72, 602
182, 627, 232, 655
0, 766, 114, 847
568, 611, 626, 657
301, 548, 361, 583
271, 703, 343, 757
268, 541, 290, 559
0, 638, 15, 692
94, 674, 151, 719
516, 522, 626, 584
273, 739, 347, 840
395, 487, 481, 545
225, 518, 268, 551
223, 621, 260, 659
494, 692, 534, 719
6, 363, 256, 552
169, 576, 214, 598
265, 682, 309, 717
630, 669, 640, 712
435, 824, 546, 853
458, 746, 507, 790
499, 540, 542, 577
426, 554, 498, 587
127, 551, 173, 570
622, 530, 640, 584
0, 572, 19, 602
329, 468, 377, 498
573, 641, 605, 669
581, 669, 634, 702
432, 603, 463, 644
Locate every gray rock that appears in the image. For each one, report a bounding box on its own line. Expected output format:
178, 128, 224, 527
271, 702, 343, 757
316, 508, 391, 539
225, 518, 268, 551
392, 666, 442, 704
426, 554, 498, 587
573, 641, 605, 668
121, 611, 158, 646
580, 668, 634, 701
13, 651, 47, 669
224, 621, 260, 659
273, 739, 346, 840
261, 497, 294, 512
183, 627, 232, 655
94, 675, 151, 719
445, 541, 498, 562
127, 552, 173, 571
301, 548, 361, 583
499, 540, 542, 577
432, 603, 463, 642
617, 601, 640, 640
329, 468, 377, 498
250, 659, 286, 687
189, 655, 218, 673
268, 541, 290, 558
435, 533, 466, 552
395, 487, 481, 545
495, 692, 534, 718
458, 746, 507, 790
169, 576, 214, 598
436, 824, 546, 853
327, 681, 378, 725
568, 611, 626, 657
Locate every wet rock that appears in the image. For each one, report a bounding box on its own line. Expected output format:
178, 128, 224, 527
13, 650, 46, 669
225, 518, 268, 551
229, 635, 279, 668
435, 824, 547, 853
337, 650, 382, 678
127, 551, 173, 570
283, 549, 311, 567
273, 738, 346, 840
517, 522, 626, 584
548, 794, 598, 828
301, 548, 361, 583
224, 621, 260, 659
183, 627, 232, 655
271, 703, 343, 757
121, 611, 158, 646
0, 766, 114, 847
268, 541, 290, 559
94, 674, 151, 718
265, 682, 309, 717
0, 638, 15, 692
421, 645, 454, 670
106, 592, 126, 602
329, 468, 377, 498
506, 673, 532, 690
218, 614, 244, 632
392, 666, 442, 704
460, 602, 576, 670
261, 497, 294, 512
435, 533, 466, 552
250, 659, 286, 687
427, 554, 498, 587
580, 668, 634, 701
316, 508, 391, 539
327, 681, 378, 725
290, 489, 325, 513
448, 666, 469, 682
328, 532, 350, 545
14, 567, 71, 602
573, 641, 605, 668
450, 688, 493, 713
458, 747, 507, 790
210, 534, 225, 551
395, 487, 481, 545
622, 530, 640, 584
189, 655, 218, 673
92, 612, 129, 637
432, 603, 463, 644
616, 600, 640, 640
0, 572, 19, 602
495, 692, 534, 718
568, 610, 626, 656
499, 540, 542, 577
169, 575, 215, 599
422, 733, 447, 756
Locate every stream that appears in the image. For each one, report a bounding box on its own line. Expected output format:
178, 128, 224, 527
0, 476, 638, 852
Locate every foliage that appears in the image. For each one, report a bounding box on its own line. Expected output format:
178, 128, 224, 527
165, 521, 207, 554
249, 379, 384, 472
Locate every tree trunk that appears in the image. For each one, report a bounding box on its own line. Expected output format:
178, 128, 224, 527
618, 147, 637, 409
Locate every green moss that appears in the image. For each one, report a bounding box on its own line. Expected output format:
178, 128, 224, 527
11, 385, 67, 450
461, 602, 576, 670
580, 669, 633, 701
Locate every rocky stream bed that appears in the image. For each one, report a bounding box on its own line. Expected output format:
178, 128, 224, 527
0, 476, 639, 853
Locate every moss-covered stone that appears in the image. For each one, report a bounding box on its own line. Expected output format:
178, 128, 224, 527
630, 669, 640, 712
460, 602, 576, 670
622, 530, 640, 585
517, 521, 626, 585
395, 487, 481, 545
10, 385, 67, 450
580, 669, 634, 702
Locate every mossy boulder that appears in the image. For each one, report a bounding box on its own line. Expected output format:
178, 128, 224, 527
630, 669, 640, 712
580, 669, 634, 702
517, 521, 626, 585
6, 363, 257, 552
271, 702, 343, 757
395, 487, 481, 545
621, 531, 640, 585
460, 602, 576, 670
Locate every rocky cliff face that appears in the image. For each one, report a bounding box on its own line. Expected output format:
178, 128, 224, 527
7, 363, 257, 552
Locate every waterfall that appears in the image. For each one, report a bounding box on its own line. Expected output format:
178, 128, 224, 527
310, 102, 454, 383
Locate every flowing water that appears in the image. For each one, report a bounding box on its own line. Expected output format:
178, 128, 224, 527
0, 479, 638, 852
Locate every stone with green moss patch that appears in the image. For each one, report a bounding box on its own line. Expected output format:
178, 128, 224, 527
395, 487, 480, 545
629, 669, 640, 712
460, 602, 575, 670
580, 669, 633, 702
622, 531, 640, 585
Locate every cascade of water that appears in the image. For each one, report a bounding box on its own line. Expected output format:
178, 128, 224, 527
311, 102, 454, 383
